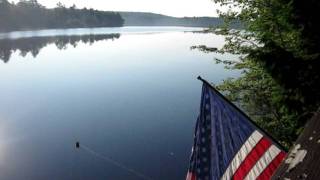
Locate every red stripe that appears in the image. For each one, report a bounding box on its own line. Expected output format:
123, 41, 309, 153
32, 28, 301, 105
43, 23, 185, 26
186, 172, 196, 180
232, 137, 272, 180
256, 151, 286, 180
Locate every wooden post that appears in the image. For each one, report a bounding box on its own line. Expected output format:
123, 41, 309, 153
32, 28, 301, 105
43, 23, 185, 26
272, 112, 320, 179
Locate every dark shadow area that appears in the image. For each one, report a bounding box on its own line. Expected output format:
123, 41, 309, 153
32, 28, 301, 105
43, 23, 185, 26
0, 33, 120, 63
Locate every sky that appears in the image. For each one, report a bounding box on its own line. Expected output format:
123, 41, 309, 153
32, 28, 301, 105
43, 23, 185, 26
12, 0, 221, 17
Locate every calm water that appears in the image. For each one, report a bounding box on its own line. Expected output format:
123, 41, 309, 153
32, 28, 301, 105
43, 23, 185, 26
0, 27, 239, 180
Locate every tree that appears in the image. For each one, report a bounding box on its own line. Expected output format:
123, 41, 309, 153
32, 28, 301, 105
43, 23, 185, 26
0, 0, 11, 31
194, 0, 320, 146
0, 1, 124, 32
56, 2, 65, 8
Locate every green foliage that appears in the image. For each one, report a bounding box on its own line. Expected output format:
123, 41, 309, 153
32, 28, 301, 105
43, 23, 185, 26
0, 0, 124, 32
216, 59, 301, 147
195, 0, 320, 146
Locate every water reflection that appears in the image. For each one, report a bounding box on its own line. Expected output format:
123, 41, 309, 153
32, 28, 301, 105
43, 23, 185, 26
0, 33, 120, 63
0, 28, 240, 180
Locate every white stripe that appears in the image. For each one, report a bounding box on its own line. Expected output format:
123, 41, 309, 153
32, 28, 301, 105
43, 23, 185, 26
186, 172, 193, 180
221, 130, 263, 180
244, 145, 281, 180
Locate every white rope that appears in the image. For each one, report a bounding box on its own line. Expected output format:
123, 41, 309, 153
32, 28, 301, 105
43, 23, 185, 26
80, 144, 154, 180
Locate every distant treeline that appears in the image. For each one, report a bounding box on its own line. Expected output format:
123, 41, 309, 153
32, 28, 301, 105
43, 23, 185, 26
119, 12, 227, 28
0, 33, 120, 62
0, 0, 124, 32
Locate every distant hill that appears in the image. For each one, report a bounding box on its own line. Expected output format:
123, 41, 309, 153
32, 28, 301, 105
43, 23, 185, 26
119, 12, 223, 27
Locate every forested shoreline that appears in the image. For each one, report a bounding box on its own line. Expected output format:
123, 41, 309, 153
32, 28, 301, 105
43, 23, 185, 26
119, 12, 224, 27
0, 0, 124, 32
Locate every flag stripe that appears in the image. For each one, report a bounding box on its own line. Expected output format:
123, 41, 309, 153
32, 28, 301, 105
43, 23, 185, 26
244, 145, 281, 180
186, 172, 196, 180
232, 137, 272, 180
186, 82, 286, 180
256, 151, 286, 180
221, 130, 263, 180
210, 87, 257, 178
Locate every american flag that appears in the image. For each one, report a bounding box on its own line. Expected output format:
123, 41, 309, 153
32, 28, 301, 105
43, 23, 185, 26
186, 80, 287, 180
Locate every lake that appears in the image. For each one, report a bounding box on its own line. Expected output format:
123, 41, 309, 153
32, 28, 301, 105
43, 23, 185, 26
0, 26, 239, 180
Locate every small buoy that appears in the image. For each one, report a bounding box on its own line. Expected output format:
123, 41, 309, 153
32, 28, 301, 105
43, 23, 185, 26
76, 142, 80, 148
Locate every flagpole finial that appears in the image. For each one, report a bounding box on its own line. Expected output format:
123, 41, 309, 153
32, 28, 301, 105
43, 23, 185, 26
197, 76, 202, 80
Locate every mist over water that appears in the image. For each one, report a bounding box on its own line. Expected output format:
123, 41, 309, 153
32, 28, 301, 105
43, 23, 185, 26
0, 27, 239, 180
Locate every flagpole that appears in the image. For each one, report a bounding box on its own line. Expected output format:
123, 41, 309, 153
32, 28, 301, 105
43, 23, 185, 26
197, 76, 288, 152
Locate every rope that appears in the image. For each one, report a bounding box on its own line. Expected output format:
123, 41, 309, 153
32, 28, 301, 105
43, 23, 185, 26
79, 144, 154, 180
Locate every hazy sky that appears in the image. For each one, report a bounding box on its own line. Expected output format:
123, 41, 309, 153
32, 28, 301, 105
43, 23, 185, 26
12, 0, 220, 17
